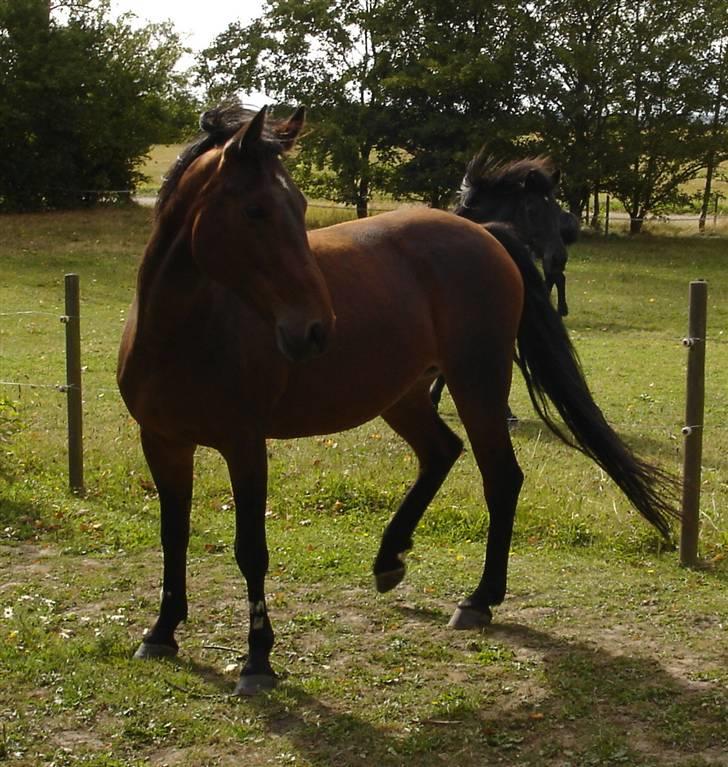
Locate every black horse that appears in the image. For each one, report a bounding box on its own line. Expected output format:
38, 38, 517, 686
431, 156, 579, 411
456, 155, 578, 317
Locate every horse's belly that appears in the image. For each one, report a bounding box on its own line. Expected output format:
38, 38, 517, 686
268, 331, 437, 438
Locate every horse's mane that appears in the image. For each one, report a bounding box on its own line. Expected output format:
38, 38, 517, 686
155, 103, 293, 217
459, 154, 556, 207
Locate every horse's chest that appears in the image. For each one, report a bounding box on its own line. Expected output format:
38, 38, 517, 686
119, 331, 276, 444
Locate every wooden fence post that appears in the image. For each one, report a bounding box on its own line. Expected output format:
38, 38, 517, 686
62, 274, 84, 494
679, 279, 707, 567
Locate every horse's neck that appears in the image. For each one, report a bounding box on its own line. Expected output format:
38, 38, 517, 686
134, 213, 209, 342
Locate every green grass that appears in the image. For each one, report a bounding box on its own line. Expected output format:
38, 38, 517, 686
0, 207, 727, 766
135, 144, 184, 196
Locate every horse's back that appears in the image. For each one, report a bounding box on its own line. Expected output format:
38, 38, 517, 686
311, 207, 521, 302
311, 207, 523, 351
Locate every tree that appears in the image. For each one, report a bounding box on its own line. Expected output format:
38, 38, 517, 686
198, 0, 539, 213
197, 0, 728, 228
0, 0, 198, 211
528, 0, 622, 217
604, 0, 719, 233
376, 0, 536, 208
198, 0, 393, 217
697, 12, 728, 233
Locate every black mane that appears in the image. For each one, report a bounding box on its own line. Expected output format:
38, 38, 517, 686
458, 155, 556, 209
155, 103, 291, 216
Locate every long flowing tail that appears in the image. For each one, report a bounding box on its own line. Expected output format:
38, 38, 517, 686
486, 223, 679, 540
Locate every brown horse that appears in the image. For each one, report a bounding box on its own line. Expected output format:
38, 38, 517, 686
118, 105, 677, 696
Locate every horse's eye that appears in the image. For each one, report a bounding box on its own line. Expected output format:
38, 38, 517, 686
245, 204, 267, 220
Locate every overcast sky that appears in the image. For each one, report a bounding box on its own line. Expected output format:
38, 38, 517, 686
109, 0, 265, 104
110, 0, 261, 54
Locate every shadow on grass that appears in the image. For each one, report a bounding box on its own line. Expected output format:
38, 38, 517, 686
442, 404, 681, 467
222, 621, 728, 767
509, 417, 682, 463
392, 603, 449, 625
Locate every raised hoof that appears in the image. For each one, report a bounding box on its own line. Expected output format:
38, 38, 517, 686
374, 566, 406, 594
234, 673, 278, 697
448, 604, 493, 630
133, 641, 178, 659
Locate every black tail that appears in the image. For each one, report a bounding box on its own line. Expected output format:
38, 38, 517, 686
485, 223, 679, 540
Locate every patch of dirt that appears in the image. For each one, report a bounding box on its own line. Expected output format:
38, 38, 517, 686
0, 543, 54, 580
52, 728, 107, 750
4, 542, 727, 767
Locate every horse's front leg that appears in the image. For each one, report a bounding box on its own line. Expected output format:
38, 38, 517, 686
553, 271, 568, 317
223, 440, 276, 696
135, 430, 195, 658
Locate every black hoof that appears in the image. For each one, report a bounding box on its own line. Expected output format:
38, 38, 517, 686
133, 641, 178, 659
374, 566, 406, 594
234, 673, 277, 697
448, 604, 493, 630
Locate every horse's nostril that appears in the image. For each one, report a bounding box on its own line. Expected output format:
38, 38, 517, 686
307, 321, 327, 353
275, 320, 328, 362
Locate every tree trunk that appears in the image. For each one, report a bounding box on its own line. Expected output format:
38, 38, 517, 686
590, 187, 600, 231
629, 215, 643, 235
356, 174, 369, 218
699, 157, 715, 234
701, 41, 725, 233
355, 143, 371, 218
429, 190, 448, 209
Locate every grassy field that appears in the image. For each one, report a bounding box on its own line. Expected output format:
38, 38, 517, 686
0, 206, 727, 766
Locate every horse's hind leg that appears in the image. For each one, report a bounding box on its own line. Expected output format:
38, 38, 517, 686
374, 385, 463, 592
445, 376, 524, 629
135, 430, 195, 658
429, 374, 446, 409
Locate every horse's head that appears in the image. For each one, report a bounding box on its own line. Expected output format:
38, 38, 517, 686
181, 106, 335, 362
455, 156, 572, 274
559, 209, 580, 246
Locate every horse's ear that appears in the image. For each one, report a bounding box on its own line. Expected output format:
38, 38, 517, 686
275, 106, 306, 152
225, 105, 268, 161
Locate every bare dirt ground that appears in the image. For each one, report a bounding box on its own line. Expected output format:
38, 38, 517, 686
2, 540, 726, 766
